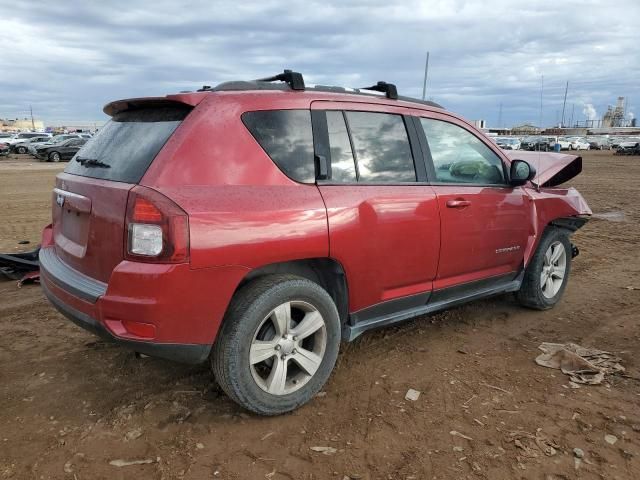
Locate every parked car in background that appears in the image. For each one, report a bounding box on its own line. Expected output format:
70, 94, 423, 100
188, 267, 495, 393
588, 137, 611, 150
39, 71, 591, 415
35, 137, 87, 162
521, 136, 553, 151
4, 132, 51, 146
496, 137, 521, 150
567, 137, 590, 151
616, 140, 640, 155
609, 137, 627, 149
11, 135, 54, 154
550, 137, 572, 150
0, 142, 9, 156
29, 134, 87, 156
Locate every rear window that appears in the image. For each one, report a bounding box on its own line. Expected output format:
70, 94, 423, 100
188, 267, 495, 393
64, 105, 190, 183
242, 110, 315, 183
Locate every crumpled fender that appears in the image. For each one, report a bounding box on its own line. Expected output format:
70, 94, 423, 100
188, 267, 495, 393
522, 186, 592, 267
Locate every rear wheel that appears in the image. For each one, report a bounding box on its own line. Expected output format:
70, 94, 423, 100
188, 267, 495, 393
212, 275, 341, 415
517, 228, 571, 310
49, 151, 61, 162
16, 146, 27, 154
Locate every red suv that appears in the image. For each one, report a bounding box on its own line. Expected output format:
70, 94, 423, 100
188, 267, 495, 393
40, 71, 591, 415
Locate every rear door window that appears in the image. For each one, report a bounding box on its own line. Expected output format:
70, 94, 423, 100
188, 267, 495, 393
344, 111, 416, 182
242, 110, 315, 183
326, 111, 357, 182
64, 105, 191, 183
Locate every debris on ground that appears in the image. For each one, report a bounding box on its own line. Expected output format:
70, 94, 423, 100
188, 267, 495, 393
450, 430, 473, 441
124, 428, 143, 441
604, 434, 618, 445
405, 388, 421, 401
109, 458, 156, 467
535, 342, 625, 384
310, 446, 337, 455
573, 447, 585, 458
0, 247, 40, 283
507, 430, 559, 457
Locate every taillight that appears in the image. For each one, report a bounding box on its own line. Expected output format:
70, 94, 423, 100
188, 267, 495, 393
124, 186, 189, 263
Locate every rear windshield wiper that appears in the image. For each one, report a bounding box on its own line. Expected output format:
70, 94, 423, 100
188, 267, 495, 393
75, 156, 111, 168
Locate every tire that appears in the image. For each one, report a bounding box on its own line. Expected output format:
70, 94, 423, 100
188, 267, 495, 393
516, 227, 572, 310
49, 151, 61, 162
16, 146, 26, 154
212, 274, 341, 415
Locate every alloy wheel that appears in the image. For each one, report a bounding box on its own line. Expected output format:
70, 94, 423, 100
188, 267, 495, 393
249, 300, 327, 395
540, 241, 567, 298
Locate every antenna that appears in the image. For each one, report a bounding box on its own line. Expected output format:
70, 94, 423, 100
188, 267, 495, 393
421, 52, 430, 100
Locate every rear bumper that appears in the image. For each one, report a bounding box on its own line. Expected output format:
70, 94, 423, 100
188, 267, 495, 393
41, 279, 210, 363
39, 244, 250, 364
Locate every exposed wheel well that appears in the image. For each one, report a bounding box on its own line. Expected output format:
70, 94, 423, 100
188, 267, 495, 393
237, 258, 349, 324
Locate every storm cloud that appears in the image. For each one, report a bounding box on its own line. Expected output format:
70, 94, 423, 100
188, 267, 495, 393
1, 0, 638, 126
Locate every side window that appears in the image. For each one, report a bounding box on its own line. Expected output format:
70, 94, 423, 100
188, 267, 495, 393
345, 111, 416, 182
242, 110, 315, 183
420, 118, 506, 185
326, 111, 357, 182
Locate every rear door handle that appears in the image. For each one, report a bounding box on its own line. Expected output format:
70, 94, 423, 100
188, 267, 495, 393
446, 199, 471, 209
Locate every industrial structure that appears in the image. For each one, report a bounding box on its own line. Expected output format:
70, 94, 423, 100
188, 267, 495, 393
602, 97, 628, 128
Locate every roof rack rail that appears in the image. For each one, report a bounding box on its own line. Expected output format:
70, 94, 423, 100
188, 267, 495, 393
254, 69, 305, 91
361, 81, 398, 100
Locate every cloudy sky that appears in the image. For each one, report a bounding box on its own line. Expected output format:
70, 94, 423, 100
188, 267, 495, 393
1, 0, 638, 127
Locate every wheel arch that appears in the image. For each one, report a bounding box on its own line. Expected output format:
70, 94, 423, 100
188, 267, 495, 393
235, 258, 349, 325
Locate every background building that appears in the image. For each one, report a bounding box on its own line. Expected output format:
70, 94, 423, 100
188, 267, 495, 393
0, 118, 45, 132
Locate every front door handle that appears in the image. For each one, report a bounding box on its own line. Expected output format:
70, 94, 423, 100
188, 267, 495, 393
446, 199, 471, 209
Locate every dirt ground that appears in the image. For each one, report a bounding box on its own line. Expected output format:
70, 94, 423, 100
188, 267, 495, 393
0, 151, 638, 480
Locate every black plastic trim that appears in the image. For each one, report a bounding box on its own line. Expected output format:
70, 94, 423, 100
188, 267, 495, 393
348, 291, 431, 327
39, 247, 107, 303
551, 216, 590, 232
361, 81, 398, 100
404, 115, 428, 182
411, 115, 437, 182
41, 279, 211, 364
343, 271, 523, 341
311, 110, 331, 180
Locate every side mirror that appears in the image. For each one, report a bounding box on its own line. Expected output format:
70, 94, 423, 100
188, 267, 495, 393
509, 159, 536, 186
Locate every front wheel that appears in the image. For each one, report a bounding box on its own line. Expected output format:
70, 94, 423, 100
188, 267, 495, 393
49, 151, 61, 162
517, 228, 572, 310
212, 275, 341, 415
16, 146, 27, 154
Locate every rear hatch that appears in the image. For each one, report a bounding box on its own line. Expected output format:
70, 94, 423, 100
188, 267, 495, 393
52, 101, 193, 283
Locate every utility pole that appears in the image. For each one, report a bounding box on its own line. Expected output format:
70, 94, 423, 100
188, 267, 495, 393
497, 102, 503, 129
421, 52, 429, 100
561, 81, 568, 127
30, 105, 35, 131
570, 104, 575, 128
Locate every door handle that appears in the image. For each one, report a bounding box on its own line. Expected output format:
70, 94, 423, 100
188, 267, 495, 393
446, 199, 471, 209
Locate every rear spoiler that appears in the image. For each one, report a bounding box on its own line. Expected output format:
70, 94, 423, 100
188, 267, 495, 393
103, 93, 205, 117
